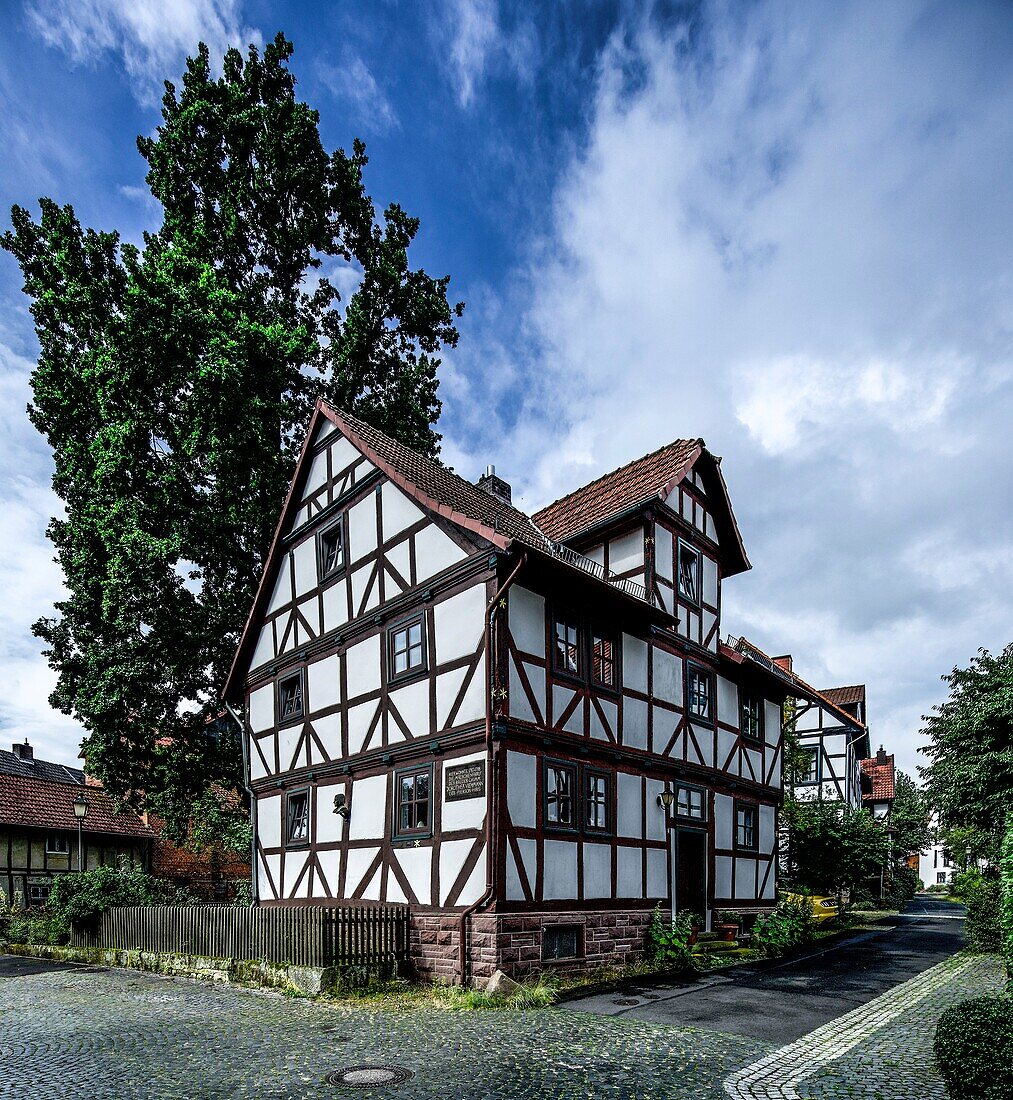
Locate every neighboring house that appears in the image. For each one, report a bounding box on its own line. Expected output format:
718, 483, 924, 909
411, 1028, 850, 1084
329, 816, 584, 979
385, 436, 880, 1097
0, 741, 153, 906
919, 813, 961, 886
225, 401, 794, 983
145, 802, 251, 901
861, 747, 895, 825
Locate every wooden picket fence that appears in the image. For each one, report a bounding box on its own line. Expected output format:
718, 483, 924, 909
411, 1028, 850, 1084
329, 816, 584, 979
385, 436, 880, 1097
70, 904, 409, 969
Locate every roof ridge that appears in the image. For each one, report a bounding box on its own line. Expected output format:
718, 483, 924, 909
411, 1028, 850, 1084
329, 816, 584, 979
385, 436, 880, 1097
532, 436, 701, 520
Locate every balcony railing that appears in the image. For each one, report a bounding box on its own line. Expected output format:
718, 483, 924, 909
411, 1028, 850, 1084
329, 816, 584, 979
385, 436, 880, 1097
548, 540, 649, 603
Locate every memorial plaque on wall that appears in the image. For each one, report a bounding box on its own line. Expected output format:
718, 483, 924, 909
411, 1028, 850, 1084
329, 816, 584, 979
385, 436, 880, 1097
445, 761, 486, 801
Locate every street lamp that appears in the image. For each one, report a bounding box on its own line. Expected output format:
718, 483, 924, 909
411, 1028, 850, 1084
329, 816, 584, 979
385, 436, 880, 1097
73, 793, 88, 873
657, 789, 675, 810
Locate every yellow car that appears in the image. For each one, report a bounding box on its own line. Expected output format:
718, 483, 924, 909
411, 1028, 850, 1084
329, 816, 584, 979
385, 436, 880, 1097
785, 892, 839, 923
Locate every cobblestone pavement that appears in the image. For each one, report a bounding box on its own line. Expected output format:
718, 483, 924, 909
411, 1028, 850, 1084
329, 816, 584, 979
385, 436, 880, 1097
724, 952, 1006, 1100
0, 956, 767, 1100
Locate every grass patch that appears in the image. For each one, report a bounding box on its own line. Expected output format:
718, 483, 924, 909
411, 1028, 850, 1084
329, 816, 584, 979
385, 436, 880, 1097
318, 975, 559, 1013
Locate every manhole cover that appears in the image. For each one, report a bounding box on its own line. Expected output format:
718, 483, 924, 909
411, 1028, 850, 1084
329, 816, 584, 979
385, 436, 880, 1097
324, 1065, 415, 1088
612, 997, 640, 1006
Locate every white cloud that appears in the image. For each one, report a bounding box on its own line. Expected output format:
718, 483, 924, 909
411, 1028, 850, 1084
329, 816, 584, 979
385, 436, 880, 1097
316, 54, 399, 134
437, 0, 536, 108
444, 0, 1013, 777
26, 0, 260, 105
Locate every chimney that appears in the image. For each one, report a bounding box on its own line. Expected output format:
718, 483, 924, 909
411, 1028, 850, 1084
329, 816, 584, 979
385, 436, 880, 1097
772, 655, 793, 673
12, 739, 33, 761
477, 464, 512, 506
877, 745, 888, 765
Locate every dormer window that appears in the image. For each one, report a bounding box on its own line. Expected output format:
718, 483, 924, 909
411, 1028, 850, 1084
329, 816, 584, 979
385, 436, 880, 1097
317, 517, 344, 580
678, 540, 701, 603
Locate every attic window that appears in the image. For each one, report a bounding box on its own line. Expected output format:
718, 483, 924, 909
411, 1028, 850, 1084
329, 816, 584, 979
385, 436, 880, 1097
678, 540, 701, 603
317, 518, 344, 580
278, 671, 304, 723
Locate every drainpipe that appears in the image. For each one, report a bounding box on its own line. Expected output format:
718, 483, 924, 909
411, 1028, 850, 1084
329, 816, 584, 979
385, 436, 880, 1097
226, 702, 259, 906
458, 550, 527, 986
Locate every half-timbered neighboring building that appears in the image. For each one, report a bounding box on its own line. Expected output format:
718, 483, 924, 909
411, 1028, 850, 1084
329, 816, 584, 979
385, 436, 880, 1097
225, 401, 796, 983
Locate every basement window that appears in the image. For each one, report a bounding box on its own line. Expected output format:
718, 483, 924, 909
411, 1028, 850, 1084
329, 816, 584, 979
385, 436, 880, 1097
542, 923, 582, 961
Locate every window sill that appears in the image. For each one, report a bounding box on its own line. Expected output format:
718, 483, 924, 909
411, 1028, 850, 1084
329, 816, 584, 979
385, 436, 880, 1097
388, 667, 429, 689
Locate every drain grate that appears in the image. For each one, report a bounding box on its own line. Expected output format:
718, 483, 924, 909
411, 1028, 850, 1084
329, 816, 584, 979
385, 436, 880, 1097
324, 1065, 415, 1089
612, 997, 640, 1006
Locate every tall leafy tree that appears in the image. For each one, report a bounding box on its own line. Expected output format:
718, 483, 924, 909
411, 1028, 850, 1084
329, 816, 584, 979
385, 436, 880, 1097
3, 34, 462, 831
890, 770, 931, 862
920, 644, 1013, 863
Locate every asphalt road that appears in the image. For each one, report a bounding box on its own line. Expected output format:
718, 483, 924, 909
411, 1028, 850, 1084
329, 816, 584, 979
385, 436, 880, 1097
564, 894, 967, 1045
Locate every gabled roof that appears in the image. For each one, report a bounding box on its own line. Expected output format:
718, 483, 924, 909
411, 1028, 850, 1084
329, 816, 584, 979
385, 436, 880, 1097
861, 754, 896, 802
819, 685, 866, 708
0, 745, 84, 785
730, 637, 868, 734
532, 437, 750, 577
0, 773, 154, 838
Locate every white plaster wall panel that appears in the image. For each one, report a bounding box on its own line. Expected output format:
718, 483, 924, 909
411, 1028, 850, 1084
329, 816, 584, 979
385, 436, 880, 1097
658, 585, 673, 615
385, 870, 408, 905
694, 505, 707, 533
298, 597, 319, 641
344, 845, 380, 894
316, 849, 339, 897
249, 741, 268, 781
381, 480, 426, 538
647, 848, 667, 898
623, 635, 648, 693
455, 654, 486, 726
583, 842, 611, 899
350, 563, 377, 615
543, 840, 578, 899
645, 779, 666, 840
691, 724, 715, 767
653, 648, 682, 705
439, 839, 472, 904
302, 448, 328, 500
681, 493, 691, 520
764, 702, 781, 745
507, 751, 537, 828
348, 774, 387, 840
322, 579, 349, 634
292, 537, 317, 598
278, 725, 303, 773
315, 784, 345, 844
345, 634, 380, 698
717, 676, 738, 727
589, 703, 609, 742
250, 625, 274, 672
705, 512, 718, 544
437, 666, 469, 729
308, 654, 341, 713
386, 539, 411, 584
617, 849, 643, 898
587, 544, 605, 567
759, 804, 775, 854
609, 530, 644, 575
702, 608, 717, 644
505, 844, 524, 900
714, 794, 734, 849
769, 747, 784, 791
328, 434, 360, 474
358, 862, 381, 901
389, 677, 429, 737
310, 712, 341, 762
598, 698, 618, 738
249, 685, 274, 734
735, 859, 756, 900
348, 494, 378, 561
617, 774, 643, 838
717, 729, 739, 775
346, 700, 378, 756
456, 854, 487, 907
552, 685, 575, 729
687, 609, 700, 641
655, 530, 673, 583
714, 855, 733, 898
509, 663, 537, 724
703, 558, 721, 611
441, 752, 487, 832
509, 587, 545, 656
745, 748, 763, 784
267, 561, 292, 614
623, 697, 648, 750
414, 524, 466, 582
653, 706, 679, 752
259, 852, 280, 899
762, 863, 776, 899
259, 794, 282, 848
284, 848, 309, 898
434, 584, 485, 664
313, 419, 338, 446
395, 847, 433, 906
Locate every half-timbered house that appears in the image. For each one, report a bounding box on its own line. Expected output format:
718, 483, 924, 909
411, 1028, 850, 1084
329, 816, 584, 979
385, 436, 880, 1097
226, 401, 797, 982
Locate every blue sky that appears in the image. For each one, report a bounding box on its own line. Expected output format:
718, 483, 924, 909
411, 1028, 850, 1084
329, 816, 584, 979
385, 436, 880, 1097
1, 0, 1011, 778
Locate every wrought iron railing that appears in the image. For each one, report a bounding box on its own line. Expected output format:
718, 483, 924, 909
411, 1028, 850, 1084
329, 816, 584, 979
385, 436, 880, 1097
548, 541, 649, 603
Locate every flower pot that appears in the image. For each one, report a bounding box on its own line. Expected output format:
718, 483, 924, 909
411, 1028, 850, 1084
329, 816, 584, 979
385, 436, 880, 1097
718, 922, 739, 942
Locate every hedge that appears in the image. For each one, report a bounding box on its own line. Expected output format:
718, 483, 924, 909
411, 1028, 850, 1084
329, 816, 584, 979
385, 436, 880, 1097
934, 995, 1013, 1100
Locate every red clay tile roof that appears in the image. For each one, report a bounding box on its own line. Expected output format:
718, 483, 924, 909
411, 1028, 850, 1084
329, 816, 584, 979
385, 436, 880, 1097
0, 773, 154, 839
861, 754, 896, 802
819, 685, 866, 708
532, 439, 702, 541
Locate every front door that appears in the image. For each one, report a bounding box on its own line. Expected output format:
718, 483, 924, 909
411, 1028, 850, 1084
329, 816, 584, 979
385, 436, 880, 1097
675, 828, 708, 920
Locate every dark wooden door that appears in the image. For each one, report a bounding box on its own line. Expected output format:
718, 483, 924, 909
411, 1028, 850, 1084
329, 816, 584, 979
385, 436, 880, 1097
676, 828, 707, 917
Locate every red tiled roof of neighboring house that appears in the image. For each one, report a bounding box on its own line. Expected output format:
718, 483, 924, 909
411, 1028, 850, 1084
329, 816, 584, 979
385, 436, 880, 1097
0, 772, 154, 839
533, 439, 702, 541
861, 754, 896, 802
819, 685, 866, 708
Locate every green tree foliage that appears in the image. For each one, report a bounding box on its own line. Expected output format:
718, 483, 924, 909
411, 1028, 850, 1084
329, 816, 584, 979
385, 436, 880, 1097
751, 895, 818, 957
48, 858, 193, 928
782, 799, 890, 897
2, 34, 462, 829
920, 644, 1013, 863
890, 770, 931, 862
